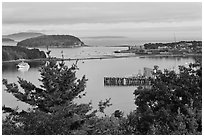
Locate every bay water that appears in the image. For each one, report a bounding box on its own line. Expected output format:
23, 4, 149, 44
2, 47, 194, 115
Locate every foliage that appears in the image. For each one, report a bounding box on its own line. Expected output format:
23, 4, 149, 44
98, 98, 112, 113
2, 58, 92, 134
2, 55, 120, 135
144, 41, 202, 50
86, 115, 123, 135
2, 46, 46, 61
144, 43, 162, 49
17, 35, 84, 48
131, 59, 202, 134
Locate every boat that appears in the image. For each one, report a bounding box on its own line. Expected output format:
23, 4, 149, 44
114, 50, 121, 53
16, 61, 30, 69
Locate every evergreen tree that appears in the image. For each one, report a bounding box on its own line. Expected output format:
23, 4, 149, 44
2, 58, 97, 134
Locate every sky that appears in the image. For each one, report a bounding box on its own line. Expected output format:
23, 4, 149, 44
2, 2, 202, 46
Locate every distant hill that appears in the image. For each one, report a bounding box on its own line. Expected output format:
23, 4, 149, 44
2, 38, 17, 46
2, 38, 15, 42
17, 35, 84, 48
3, 32, 45, 41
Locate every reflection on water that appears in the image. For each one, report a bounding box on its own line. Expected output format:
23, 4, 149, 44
2, 47, 195, 115
17, 67, 30, 72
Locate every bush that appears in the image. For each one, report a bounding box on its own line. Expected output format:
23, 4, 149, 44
132, 59, 202, 134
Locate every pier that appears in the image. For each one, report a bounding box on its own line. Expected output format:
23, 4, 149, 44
104, 77, 151, 86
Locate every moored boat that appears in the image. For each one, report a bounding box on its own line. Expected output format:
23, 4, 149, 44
16, 61, 30, 69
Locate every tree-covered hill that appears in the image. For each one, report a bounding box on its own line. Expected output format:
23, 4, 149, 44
2, 46, 46, 61
17, 35, 84, 48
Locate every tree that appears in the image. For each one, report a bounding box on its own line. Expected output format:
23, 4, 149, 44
2, 56, 123, 135
132, 59, 202, 134
2, 58, 97, 134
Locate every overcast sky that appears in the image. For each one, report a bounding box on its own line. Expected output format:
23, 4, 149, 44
2, 2, 202, 45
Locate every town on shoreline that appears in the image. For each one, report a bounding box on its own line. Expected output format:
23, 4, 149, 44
114, 41, 202, 56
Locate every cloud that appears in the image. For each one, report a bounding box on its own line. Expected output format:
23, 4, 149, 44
2, 2, 202, 25
3, 20, 201, 36
2, 2, 202, 43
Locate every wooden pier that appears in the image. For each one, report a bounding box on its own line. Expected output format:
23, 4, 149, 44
104, 77, 151, 86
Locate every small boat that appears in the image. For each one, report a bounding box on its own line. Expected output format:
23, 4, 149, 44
114, 50, 121, 53
16, 61, 30, 69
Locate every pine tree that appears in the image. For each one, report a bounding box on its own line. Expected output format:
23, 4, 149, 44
2, 58, 97, 134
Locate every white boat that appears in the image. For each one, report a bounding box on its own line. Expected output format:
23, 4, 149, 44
16, 61, 30, 69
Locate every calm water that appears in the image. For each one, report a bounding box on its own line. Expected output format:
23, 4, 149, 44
2, 47, 194, 115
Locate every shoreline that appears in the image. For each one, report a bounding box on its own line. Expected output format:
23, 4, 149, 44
2, 53, 201, 64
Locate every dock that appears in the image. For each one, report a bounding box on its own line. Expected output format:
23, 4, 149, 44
104, 77, 151, 86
